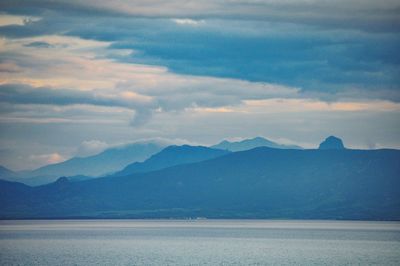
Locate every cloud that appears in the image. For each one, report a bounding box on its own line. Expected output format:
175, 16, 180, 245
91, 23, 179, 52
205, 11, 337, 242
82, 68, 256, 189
0, 1, 399, 170
1, 1, 399, 32
172, 18, 205, 26
0, 34, 301, 126
0, 74, 298, 125
0, 7, 399, 99
29, 152, 66, 165
24, 41, 52, 48
130, 109, 153, 127
76, 140, 109, 157
0, 83, 150, 109
240, 99, 400, 113
0, 31, 397, 130
6, 15, 398, 97
0, 14, 26, 26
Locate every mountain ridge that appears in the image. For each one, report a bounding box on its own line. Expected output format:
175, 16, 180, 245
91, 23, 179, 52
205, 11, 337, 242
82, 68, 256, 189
211, 136, 302, 151
319, 136, 345, 150
2, 141, 167, 186
1, 147, 398, 220
113, 145, 230, 177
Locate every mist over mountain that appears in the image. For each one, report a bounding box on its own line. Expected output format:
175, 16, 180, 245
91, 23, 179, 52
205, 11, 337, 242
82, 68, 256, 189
212, 137, 302, 151
1, 147, 399, 220
0, 166, 17, 181
2, 137, 298, 186
114, 145, 230, 177
5, 141, 167, 186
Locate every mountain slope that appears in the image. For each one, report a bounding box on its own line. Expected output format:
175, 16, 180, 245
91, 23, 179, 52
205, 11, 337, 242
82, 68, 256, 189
319, 136, 346, 149
14, 141, 167, 186
1, 147, 399, 220
114, 145, 230, 176
0, 165, 17, 181
211, 137, 302, 151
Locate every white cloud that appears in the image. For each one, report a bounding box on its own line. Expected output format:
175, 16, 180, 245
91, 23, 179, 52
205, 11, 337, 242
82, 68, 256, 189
241, 99, 400, 113
76, 140, 109, 157
29, 153, 66, 165
172, 18, 205, 26
0, 14, 40, 26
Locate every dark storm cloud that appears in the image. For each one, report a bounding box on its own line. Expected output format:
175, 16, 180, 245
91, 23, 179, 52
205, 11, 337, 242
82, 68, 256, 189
0, 79, 298, 126
2, 14, 398, 101
1, 0, 399, 33
0, 83, 140, 108
0, 83, 157, 126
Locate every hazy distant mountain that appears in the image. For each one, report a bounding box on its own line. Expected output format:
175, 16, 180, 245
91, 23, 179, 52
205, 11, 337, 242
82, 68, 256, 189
211, 137, 302, 151
1, 147, 399, 220
65, 175, 94, 182
0, 165, 17, 181
319, 136, 345, 150
3, 175, 63, 187
0, 169, 55, 187
114, 145, 230, 177
15, 141, 167, 186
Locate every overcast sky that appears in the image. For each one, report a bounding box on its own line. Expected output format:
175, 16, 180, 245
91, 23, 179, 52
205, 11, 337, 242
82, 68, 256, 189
0, 0, 399, 170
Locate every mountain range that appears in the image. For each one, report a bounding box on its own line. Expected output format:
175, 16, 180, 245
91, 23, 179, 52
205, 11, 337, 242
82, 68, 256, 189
0, 141, 167, 186
113, 145, 230, 177
0, 137, 399, 220
0, 166, 16, 179
0, 136, 302, 186
211, 137, 302, 151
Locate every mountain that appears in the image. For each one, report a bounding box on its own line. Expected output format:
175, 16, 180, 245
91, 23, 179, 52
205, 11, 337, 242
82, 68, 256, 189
1, 147, 399, 220
0, 165, 17, 181
211, 137, 302, 151
14, 141, 167, 186
319, 136, 345, 149
114, 145, 230, 176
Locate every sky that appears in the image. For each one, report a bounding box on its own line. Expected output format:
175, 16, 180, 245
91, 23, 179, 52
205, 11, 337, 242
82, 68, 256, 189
0, 0, 399, 170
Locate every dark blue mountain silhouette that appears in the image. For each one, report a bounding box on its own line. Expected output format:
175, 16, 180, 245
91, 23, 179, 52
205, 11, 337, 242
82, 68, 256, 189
114, 145, 230, 176
1, 137, 303, 186
1, 147, 398, 220
319, 136, 345, 150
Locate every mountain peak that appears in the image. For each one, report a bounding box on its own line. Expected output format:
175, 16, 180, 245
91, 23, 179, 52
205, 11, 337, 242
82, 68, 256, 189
250, 136, 272, 143
211, 137, 302, 151
21, 141, 167, 185
114, 145, 230, 177
319, 136, 345, 150
55, 176, 70, 184
0, 165, 14, 175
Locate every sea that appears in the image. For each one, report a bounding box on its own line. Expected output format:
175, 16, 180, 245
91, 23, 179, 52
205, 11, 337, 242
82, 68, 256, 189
0, 219, 399, 265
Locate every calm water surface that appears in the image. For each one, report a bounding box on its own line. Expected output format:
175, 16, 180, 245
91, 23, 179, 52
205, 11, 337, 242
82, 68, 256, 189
1, 220, 399, 265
